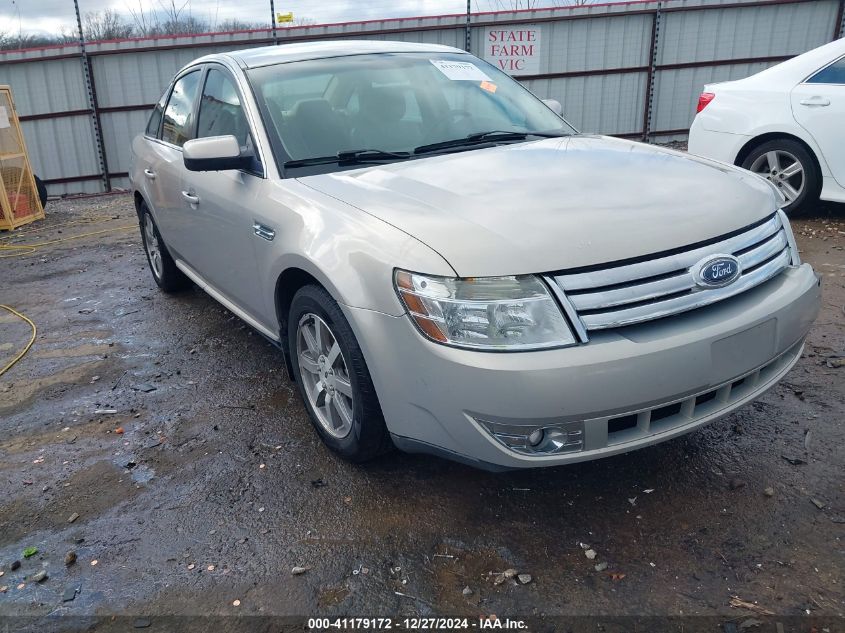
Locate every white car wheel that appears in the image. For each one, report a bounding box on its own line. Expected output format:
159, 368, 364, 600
741, 139, 821, 215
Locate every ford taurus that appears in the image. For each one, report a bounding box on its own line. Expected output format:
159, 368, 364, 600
130, 41, 820, 470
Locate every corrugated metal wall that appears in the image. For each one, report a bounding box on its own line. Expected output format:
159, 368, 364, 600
651, 0, 841, 139
0, 0, 841, 195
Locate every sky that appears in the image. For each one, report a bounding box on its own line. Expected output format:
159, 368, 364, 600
0, 0, 579, 39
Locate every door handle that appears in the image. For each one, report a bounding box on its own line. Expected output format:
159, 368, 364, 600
253, 222, 275, 241
144, 169, 156, 179
181, 191, 200, 205
799, 97, 830, 107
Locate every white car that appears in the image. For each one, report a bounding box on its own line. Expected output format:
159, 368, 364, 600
689, 37, 845, 215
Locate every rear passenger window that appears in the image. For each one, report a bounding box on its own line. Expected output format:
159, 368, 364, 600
807, 57, 845, 84
196, 69, 250, 146
161, 71, 201, 147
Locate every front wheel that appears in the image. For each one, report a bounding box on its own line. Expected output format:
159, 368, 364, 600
288, 285, 391, 462
741, 139, 820, 216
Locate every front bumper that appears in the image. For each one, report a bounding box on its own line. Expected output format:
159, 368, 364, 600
346, 264, 820, 470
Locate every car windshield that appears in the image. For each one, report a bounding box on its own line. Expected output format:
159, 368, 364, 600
247, 52, 575, 173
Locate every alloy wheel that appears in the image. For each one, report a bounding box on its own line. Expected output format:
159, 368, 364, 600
749, 150, 804, 204
144, 214, 163, 280
296, 313, 355, 439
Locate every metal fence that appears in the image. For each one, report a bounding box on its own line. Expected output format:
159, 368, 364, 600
0, 0, 842, 196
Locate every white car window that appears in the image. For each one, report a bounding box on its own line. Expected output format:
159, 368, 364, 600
807, 57, 845, 85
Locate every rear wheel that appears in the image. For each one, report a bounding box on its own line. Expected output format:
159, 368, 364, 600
741, 139, 820, 216
288, 285, 391, 462
139, 204, 191, 293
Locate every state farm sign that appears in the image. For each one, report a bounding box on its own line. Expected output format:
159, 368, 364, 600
483, 26, 542, 75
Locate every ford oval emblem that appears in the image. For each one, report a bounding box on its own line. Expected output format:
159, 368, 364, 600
694, 255, 741, 288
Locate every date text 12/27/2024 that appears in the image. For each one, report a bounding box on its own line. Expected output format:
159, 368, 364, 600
307, 617, 528, 630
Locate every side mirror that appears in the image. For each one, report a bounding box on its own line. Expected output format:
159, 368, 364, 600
183, 135, 252, 171
542, 99, 563, 116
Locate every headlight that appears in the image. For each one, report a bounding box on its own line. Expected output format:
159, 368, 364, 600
394, 270, 576, 351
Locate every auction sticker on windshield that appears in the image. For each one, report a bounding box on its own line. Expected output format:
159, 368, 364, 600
429, 59, 492, 81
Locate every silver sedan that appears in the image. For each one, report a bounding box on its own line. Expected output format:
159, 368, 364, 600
131, 41, 820, 470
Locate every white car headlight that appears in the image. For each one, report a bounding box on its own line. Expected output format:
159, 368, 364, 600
394, 270, 576, 351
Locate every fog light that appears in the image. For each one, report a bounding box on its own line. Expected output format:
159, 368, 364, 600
528, 429, 544, 446
474, 417, 584, 455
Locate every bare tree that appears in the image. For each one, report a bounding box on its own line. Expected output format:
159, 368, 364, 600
208, 15, 316, 34
56, 27, 81, 44
50, 10, 133, 44
126, 0, 158, 37
126, 0, 209, 36
216, 18, 262, 32
155, 0, 208, 34
157, 15, 209, 34
486, 0, 539, 9
0, 0, 329, 52
82, 9, 135, 41
156, 0, 190, 24
0, 32, 57, 50
486, 0, 596, 8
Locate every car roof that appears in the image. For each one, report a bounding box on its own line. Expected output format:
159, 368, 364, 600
748, 37, 845, 84
195, 40, 466, 69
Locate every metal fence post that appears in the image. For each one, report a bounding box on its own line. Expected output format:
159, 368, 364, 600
465, 0, 472, 52
641, 1, 662, 143
73, 0, 110, 192
837, 0, 845, 38
270, 0, 278, 45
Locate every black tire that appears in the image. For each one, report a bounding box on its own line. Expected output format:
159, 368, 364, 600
34, 175, 47, 208
138, 203, 192, 293
288, 284, 392, 462
741, 139, 821, 216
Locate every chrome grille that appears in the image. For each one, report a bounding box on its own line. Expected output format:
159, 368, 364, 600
548, 212, 793, 334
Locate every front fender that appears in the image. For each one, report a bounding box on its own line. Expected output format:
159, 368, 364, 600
253, 179, 455, 329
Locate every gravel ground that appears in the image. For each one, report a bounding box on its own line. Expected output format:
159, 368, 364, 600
0, 192, 843, 630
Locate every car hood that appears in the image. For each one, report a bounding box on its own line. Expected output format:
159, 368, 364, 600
299, 135, 778, 277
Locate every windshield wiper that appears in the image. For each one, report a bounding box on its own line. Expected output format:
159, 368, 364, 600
413, 130, 567, 155
284, 149, 411, 169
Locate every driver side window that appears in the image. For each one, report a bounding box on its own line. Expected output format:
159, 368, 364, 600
196, 68, 251, 146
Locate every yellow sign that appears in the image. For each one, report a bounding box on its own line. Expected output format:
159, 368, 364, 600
276, 12, 294, 23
